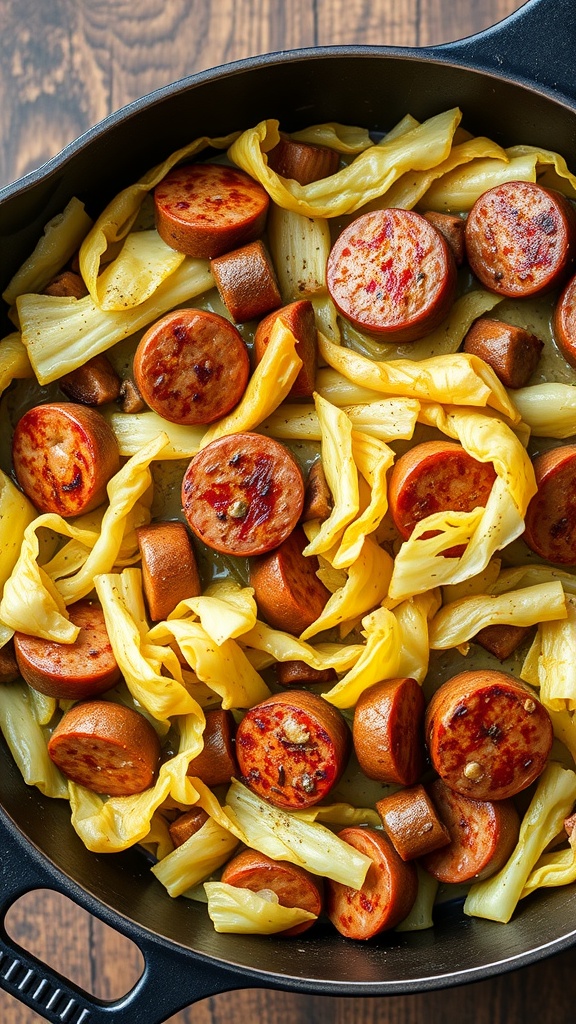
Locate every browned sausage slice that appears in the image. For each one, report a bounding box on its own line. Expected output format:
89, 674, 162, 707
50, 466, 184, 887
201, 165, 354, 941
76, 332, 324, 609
353, 677, 426, 786
253, 299, 317, 400
524, 445, 576, 564
275, 660, 337, 687
464, 180, 576, 297
44, 270, 88, 299
553, 273, 576, 367
154, 163, 269, 258
388, 440, 496, 542
210, 240, 282, 323
423, 211, 466, 266
12, 403, 120, 517
182, 433, 304, 557
462, 318, 543, 389
473, 622, 533, 661
301, 459, 333, 523
266, 133, 340, 185
0, 641, 20, 684
235, 689, 350, 809
420, 778, 520, 883
221, 848, 323, 936
47, 700, 161, 796
169, 807, 209, 848
249, 527, 330, 636
137, 521, 201, 621
59, 354, 121, 406
186, 709, 237, 787
14, 600, 120, 700
133, 309, 250, 426
375, 784, 450, 861
326, 208, 457, 342
425, 669, 553, 801
325, 827, 418, 939
118, 378, 145, 414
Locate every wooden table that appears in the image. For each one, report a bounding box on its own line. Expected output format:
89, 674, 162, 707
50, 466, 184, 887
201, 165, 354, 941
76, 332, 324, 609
1, 0, 575, 1021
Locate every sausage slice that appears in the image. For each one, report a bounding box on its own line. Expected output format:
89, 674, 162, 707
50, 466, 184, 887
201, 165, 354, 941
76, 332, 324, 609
275, 660, 337, 687
137, 521, 201, 622
12, 403, 120, 517
325, 827, 418, 940
221, 849, 323, 936
47, 700, 161, 796
133, 309, 249, 426
59, 354, 121, 406
353, 677, 426, 786
249, 526, 330, 636
375, 784, 450, 861
266, 133, 340, 185
154, 163, 269, 258
425, 669, 553, 801
182, 433, 304, 557
465, 180, 576, 297
473, 623, 533, 662
253, 299, 317, 400
553, 272, 576, 368
420, 779, 520, 883
326, 208, 457, 342
186, 709, 237, 787
210, 240, 282, 323
462, 318, 543, 389
169, 807, 209, 849
236, 689, 350, 809
423, 211, 466, 266
301, 459, 333, 523
14, 600, 120, 700
388, 440, 496, 542
524, 445, 576, 564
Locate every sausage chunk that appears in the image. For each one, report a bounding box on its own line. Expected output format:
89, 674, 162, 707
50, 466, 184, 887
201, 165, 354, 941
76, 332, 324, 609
375, 784, 450, 861
249, 527, 330, 636
44, 270, 88, 299
221, 849, 323, 936
465, 180, 576, 297
275, 660, 337, 688
47, 701, 161, 796
59, 354, 121, 406
326, 208, 457, 342
186, 709, 237, 787
553, 272, 576, 368
0, 641, 20, 684
325, 827, 418, 940
133, 309, 250, 426
462, 318, 543, 389
524, 445, 576, 564
425, 669, 553, 801
12, 403, 120, 517
266, 133, 340, 185
301, 459, 333, 523
169, 808, 209, 849
473, 623, 533, 662
14, 600, 120, 700
423, 211, 466, 266
420, 779, 520, 883
353, 677, 426, 786
137, 521, 201, 622
155, 163, 269, 259
210, 240, 282, 323
253, 299, 317, 400
182, 433, 304, 557
236, 689, 350, 809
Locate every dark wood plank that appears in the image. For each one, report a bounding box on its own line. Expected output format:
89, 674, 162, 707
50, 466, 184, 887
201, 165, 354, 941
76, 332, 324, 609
3, 2, 570, 1023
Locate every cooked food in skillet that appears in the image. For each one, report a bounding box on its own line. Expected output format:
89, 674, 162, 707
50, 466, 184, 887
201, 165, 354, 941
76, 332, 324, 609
2, 106, 576, 939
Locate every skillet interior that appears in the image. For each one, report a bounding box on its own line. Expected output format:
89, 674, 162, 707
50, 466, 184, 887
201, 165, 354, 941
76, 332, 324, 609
2, 49, 576, 993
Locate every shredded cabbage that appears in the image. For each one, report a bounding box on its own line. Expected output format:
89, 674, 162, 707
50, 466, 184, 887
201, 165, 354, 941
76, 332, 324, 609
152, 817, 239, 897
204, 882, 317, 934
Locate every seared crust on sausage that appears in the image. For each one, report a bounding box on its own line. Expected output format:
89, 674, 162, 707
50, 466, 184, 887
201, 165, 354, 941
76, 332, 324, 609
182, 433, 305, 557
425, 669, 553, 801
375, 784, 450, 861
47, 700, 161, 796
327, 208, 457, 342
169, 807, 209, 848
137, 521, 201, 622
267, 133, 340, 185
186, 709, 237, 787
249, 526, 330, 635
14, 600, 120, 700
211, 240, 282, 323
155, 163, 269, 259
133, 309, 250, 426
524, 445, 576, 564
59, 354, 121, 406
465, 180, 576, 297
236, 689, 350, 809
353, 677, 426, 786
253, 299, 317, 400
462, 318, 543, 389
12, 402, 120, 517
221, 848, 323, 936
325, 827, 418, 939
0, 640, 20, 685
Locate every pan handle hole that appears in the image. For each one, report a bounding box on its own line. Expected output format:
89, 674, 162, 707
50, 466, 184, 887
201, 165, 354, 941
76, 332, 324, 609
4, 889, 144, 1000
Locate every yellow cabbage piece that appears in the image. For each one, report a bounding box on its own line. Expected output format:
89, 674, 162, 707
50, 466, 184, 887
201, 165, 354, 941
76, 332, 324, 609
259, 397, 420, 444
0, 681, 68, 798
332, 432, 394, 568
464, 763, 576, 923
393, 591, 441, 682
512, 384, 576, 439
93, 230, 185, 311
521, 825, 576, 897
152, 817, 239, 897
170, 580, 257, 645
429, 582, 567, 650
322, 607, 399, 709
79, 131, 239, 307
3, 197, 92, 305
199, 318, 302, 447
420, 152, 538, 212
228, 108, 461, 218
302, 395, 359, 557
293, 802, 381, 828
0, 333, 33, 396
106, 410, 204, 458
0, 469, 36, 594
204, 882, 317, 934
396, 865, 438, 932
507, 144, 576, 198
239, 620, 363, 672
69, 713, 205, 853
289, 122, 373, 153
530, 596, 576, 712
379, 135, 507, 210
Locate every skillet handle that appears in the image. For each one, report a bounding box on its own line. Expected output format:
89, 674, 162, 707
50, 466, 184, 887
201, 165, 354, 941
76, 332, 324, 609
0, 813, 249, 1024
431, 0, 576, 106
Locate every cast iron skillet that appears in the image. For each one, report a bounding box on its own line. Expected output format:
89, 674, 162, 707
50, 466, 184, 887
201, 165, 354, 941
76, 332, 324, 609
1, 0, 576, 1020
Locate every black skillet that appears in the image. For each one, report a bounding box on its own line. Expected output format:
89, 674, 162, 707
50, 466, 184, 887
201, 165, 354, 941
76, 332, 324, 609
1, 0, 576, 1020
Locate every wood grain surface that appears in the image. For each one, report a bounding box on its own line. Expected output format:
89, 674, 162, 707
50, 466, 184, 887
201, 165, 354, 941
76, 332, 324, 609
2, 1, 575, 1022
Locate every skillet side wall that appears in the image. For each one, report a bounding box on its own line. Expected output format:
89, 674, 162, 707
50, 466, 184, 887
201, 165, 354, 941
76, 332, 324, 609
1, 50, 576, 992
